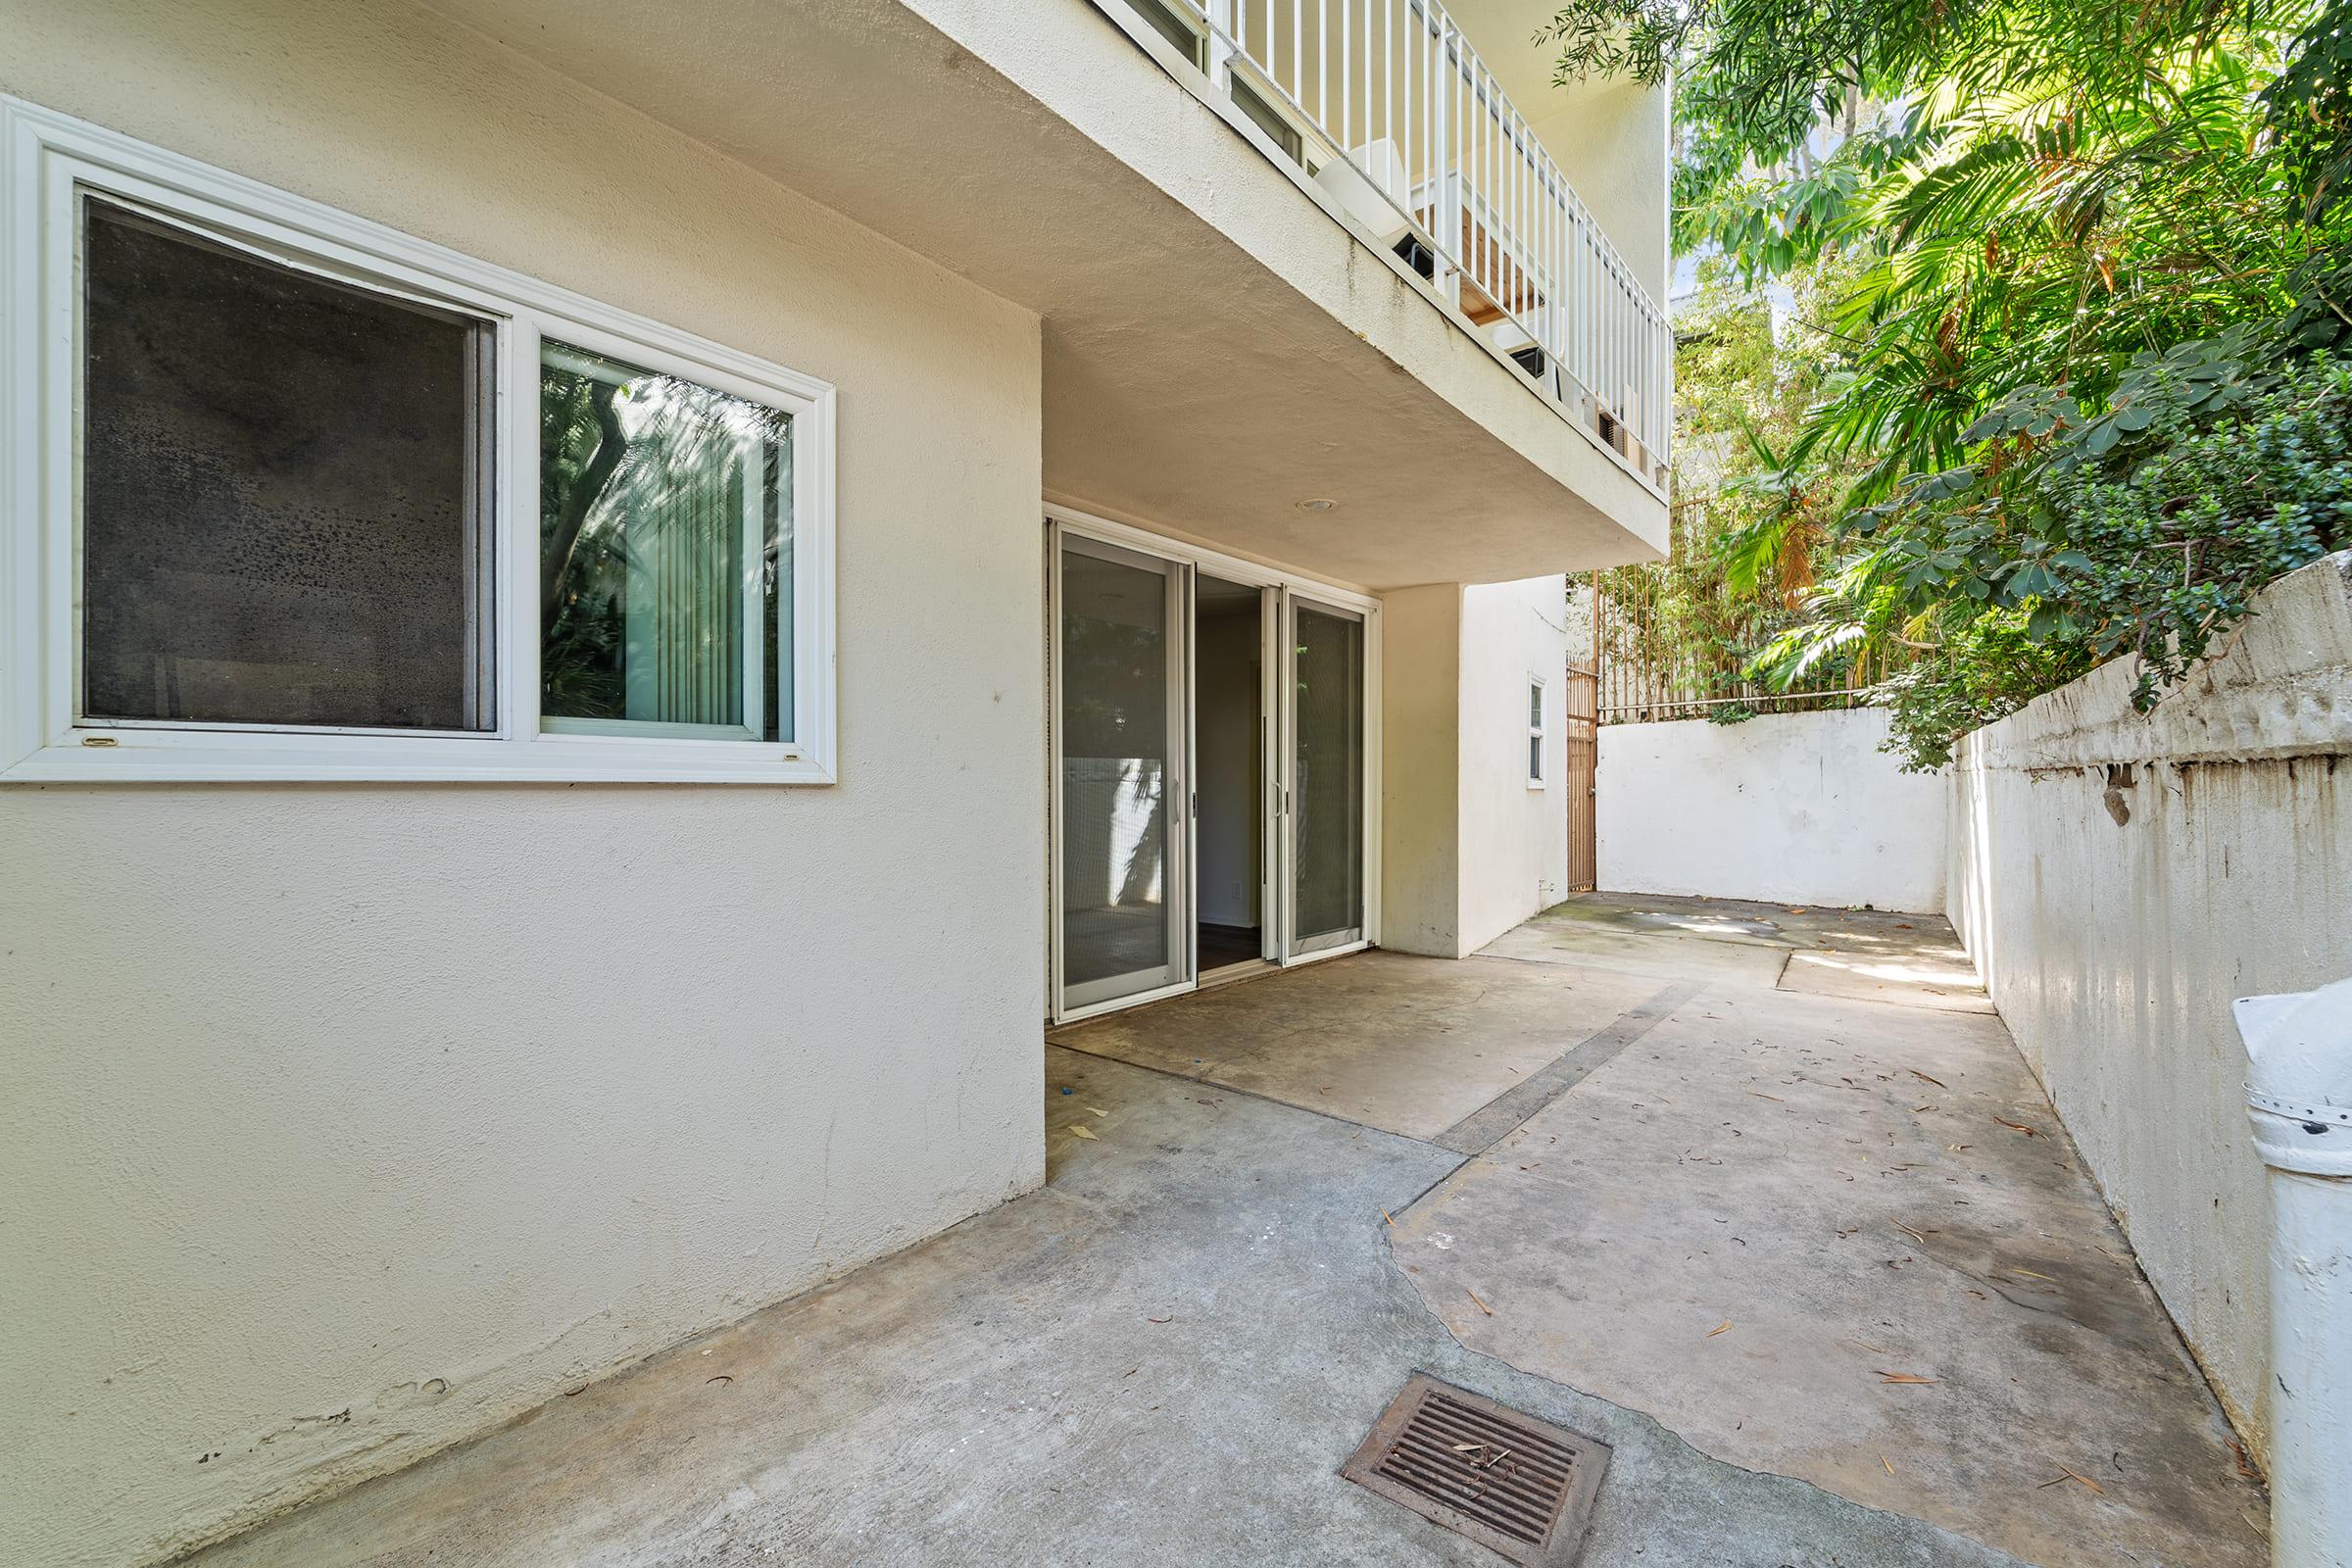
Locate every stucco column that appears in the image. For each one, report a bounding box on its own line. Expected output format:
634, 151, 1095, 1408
2235, 977, 2352, 1568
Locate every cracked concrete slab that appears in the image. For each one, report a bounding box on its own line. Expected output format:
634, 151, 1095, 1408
180, 899, 2256, 1568
1490, 893, 1988, 1013
1479, 919, 1794, 987
184, 1049, 2026, 1568
1390, 981, 2266, 1568
1776, 949, 1998, 1012
1048, 950, 1660, 1141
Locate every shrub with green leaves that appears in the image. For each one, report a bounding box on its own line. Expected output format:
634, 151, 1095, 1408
1547, 0, 2351, 768
1788, 358, 2352, 766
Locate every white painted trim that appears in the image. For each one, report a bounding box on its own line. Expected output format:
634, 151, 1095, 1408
1278, 936, 1372, 970
1255, 582, 1282, 963
1054, 977, 1199, 1027
1183, 563, 1200, 987
1044, 502, 1380, 612
0, 94, 839, 785
1046, 522, 1067, 1021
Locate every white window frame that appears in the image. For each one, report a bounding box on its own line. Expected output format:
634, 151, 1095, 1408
1527, 674, 1547, 788
0, 97, 838, 784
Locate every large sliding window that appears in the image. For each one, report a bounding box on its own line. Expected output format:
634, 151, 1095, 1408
0, 97, 835, 783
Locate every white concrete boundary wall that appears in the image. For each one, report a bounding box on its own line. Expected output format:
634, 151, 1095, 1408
1597, 707, 1947, 912
1947, 552, 2352, 1461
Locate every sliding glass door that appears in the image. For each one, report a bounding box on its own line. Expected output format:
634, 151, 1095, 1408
1049, 515, 1375, 1020
1054, 532, 1190, 1016
1282, 593, 1367, 957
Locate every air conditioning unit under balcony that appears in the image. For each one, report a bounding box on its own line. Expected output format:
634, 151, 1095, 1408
1313, 138, 1413, 250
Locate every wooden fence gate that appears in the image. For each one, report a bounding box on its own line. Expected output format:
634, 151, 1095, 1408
1563, 660, 1597, 892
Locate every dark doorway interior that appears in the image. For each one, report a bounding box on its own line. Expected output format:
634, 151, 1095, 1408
1196, 574, 1264, 971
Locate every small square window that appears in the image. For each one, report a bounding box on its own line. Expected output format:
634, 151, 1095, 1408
539, 342, 792, 743
80, 198, 494, 732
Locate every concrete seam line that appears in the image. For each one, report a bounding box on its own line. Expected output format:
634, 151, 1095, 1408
1431, 980, 1704, 1155
1043, 1040, 1463, 1154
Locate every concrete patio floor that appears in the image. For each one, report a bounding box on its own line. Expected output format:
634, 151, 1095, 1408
185, 896, 2264, 1568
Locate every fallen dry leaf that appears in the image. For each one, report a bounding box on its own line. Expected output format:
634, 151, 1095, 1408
2012, 1266, 2057, 1282
1069, 1125, 1098, 1141
1380, 1207, 1394, 1227
1993, 1116, 2040, 1137
705, 1374, 733, 1387
1705, 1320, 1732, 1339
1883, 1454, 1896, 1476
1875, 1371, 1937, 1385
1748, 1091, 1785, 1102
1909, 1070, 1946, 1088
2036, 1466, 2105, 1494
1466, 1288, 1494, 1317
1087, 1105, 1108, 1117
1147, 1315, 1173, 1325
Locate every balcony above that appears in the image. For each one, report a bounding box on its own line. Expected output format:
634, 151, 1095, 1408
1130, 0, 1672, 487
424, 0, 1673, 587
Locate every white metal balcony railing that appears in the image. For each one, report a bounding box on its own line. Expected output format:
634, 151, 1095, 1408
1125, 0, 1672, 488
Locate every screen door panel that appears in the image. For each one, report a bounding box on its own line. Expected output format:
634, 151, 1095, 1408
1056, 533, 1189, 1013
1285, 595, 1366, 956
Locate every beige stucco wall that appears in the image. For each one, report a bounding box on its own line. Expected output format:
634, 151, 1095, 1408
1458, 577, 1573, 948
1443, 0, 1673, 303
411, 0, 1669, 589
1946, 553, 2352, 1462
0, 4, 1046, 1565
1520, 76, 1673, 308
1380, 576, 1569, 956
1380, 585, 1465, 956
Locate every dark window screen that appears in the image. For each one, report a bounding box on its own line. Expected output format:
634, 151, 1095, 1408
80, 198, 489, 730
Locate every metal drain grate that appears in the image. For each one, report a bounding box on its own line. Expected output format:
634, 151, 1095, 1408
1341, 1374, 1610, 1565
